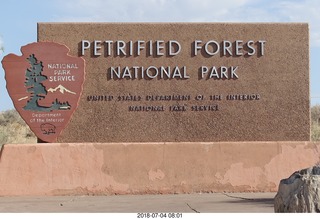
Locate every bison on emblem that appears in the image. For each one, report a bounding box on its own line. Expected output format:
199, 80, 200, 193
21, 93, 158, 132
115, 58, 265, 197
40, 123, 56, 135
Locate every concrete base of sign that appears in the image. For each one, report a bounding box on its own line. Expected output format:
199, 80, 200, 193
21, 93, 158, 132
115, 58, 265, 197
0, 142, 319, 196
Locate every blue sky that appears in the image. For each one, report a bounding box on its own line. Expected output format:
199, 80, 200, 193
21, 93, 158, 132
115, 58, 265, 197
1, 0, 319, 111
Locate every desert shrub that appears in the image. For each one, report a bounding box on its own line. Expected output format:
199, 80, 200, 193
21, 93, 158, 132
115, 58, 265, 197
0, 109, 36, 145
311, 123, 320, 141
0, 109, 24, 126
311, 105, 320, 141
0, 131, 8, 144
311, 105, 320, 124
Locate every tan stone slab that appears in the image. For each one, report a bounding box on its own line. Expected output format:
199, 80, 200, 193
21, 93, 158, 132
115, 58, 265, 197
38, 23, 309, 143
0, 142, 318, 196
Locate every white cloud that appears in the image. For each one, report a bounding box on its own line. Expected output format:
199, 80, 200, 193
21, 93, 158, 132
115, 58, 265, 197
53, 0, 320, 46
277, 0, 320, 46
54, 0, 253, 22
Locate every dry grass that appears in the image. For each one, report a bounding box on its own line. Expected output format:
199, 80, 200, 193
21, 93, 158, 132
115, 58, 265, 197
311, 105, 320, 142
0, 109, 36, 145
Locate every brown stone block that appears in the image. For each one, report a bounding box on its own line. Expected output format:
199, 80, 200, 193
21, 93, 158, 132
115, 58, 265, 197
37, 23, 309, 142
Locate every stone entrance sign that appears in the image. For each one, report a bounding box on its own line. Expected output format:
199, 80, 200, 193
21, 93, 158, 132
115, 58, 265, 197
35, 23, 309, 142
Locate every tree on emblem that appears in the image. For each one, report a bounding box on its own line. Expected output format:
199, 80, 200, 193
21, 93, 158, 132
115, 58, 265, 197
24, 54, 71, 111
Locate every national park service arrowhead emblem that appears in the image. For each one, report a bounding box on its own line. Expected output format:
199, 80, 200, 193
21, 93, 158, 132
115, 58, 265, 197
1, 42, 85, 142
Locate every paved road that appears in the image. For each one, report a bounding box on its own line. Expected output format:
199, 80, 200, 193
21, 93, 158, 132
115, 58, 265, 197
0, 193, 276, 213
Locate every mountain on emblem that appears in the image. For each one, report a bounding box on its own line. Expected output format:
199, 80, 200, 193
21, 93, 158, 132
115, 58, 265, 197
47, 85, 76, 95
1, 42, 86, 142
